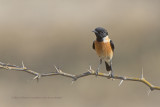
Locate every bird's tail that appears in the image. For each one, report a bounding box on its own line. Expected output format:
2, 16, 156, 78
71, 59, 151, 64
105, 61, 112, 71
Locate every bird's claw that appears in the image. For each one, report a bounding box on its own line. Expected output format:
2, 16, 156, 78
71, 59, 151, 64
108, 71, 115, 81
108, 71, 114, 78
110, 73, 114, 78
95, 69, 99, 76
95, 71, 98, 76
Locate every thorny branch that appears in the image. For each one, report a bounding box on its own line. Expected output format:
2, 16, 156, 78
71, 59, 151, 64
0, 61, 41, 80
0, 61, 160, 92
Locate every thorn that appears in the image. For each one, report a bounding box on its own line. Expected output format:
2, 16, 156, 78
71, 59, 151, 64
33, 74, 41, 80
22, 61, 27, 69
71, 80, 75, 85
119, 80, 124, 86
22, 61, 24, 68
89, 65, 92, 70
33, 75, 38, 80
87, 65, 92, 73
54, 65, 59, 72
141, 67, 144, 79
147, 89, 151, 96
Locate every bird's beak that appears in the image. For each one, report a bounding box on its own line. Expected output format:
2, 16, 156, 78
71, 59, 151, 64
92, 30, 97, 33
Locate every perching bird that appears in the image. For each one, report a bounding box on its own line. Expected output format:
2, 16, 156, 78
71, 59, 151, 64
92, 27, 115, 77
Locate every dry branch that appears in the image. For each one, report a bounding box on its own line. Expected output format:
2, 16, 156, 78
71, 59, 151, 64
0, 61, 160, 92
0, 61, 41, 80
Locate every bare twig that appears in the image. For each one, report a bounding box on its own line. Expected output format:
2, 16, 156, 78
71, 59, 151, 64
0, 61, 41, 80
0, 61, 160, 91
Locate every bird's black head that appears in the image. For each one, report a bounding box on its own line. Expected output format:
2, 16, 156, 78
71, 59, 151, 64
92, 27, 108, 42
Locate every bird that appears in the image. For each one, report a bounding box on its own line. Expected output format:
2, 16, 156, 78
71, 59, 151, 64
92, 27, 115, 77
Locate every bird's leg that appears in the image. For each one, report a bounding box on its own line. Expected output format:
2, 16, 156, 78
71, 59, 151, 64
108, 70, 114, 78
111, 70, 114, 78
96, 59, 102, 76
108, 62, 114, 78
109, 62, 114, 79
111, 62, 114, 78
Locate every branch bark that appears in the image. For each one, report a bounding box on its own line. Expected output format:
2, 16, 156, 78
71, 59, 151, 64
0, 61, 160, 91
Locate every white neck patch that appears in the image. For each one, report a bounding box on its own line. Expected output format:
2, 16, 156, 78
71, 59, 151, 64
103, 36, 110, 43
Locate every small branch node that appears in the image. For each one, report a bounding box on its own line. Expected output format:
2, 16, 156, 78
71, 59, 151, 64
33, 74, 41, 80
73, 77, 77, 81
87, 70, 94, 74
58, 69, 63, 74
22, 61, 27, 69
87, 65, 93, 73
71, 76, 78, 85
150, 86, 154, 91
123, 76, 127, 80
6, 67, 10, 70
87, 69, 91, 72
87, 69, 93, 74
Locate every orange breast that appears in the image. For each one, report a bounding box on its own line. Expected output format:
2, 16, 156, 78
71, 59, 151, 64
95, 39, 113, 60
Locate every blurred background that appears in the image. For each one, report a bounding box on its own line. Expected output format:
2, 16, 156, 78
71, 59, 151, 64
0, 0, 160, 107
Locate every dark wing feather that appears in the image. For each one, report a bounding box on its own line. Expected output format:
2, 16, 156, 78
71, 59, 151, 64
110, 40, 115, 51
92, 41, 95, 50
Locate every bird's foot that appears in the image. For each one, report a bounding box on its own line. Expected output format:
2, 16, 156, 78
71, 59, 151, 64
95, 69, 99, 76
108, 71, 114, 80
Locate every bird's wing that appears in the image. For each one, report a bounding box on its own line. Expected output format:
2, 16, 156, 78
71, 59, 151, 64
110, 40, 115, 51
92, 41, 95, 50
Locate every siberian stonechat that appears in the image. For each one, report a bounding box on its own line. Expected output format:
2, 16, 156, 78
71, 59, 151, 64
92, 27, 115, 76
